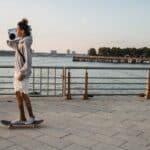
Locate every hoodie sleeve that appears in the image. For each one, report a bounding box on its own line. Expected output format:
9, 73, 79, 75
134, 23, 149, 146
7, 40, 19, 50
20, 39, 32, 77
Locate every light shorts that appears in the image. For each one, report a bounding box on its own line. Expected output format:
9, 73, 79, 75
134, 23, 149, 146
13, 72, 30, 94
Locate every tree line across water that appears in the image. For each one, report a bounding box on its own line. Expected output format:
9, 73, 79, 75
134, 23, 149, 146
88, 47, 150, 58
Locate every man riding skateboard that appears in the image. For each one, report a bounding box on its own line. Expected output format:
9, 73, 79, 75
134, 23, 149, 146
7, 18, 35, 125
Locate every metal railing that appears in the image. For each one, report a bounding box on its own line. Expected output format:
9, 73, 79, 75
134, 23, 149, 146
0, 66, 63, 97
0, 65, 150, 100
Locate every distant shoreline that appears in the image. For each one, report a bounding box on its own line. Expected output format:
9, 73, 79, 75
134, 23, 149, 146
0, 50, 85, 57
0, 54, 74, 57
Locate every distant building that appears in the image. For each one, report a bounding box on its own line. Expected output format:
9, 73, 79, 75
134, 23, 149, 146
50, 50, 57, 54
67, 49, 71, 55
72, 51, 76, 55
31, 49, 35, 53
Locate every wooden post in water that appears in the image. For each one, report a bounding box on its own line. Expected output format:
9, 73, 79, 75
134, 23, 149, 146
83, 69, 88, 100
146, 69, 150, 99
66, 69, 71, 100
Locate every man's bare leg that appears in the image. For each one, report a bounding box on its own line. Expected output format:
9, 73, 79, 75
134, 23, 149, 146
21, 92, 34, 118
15, 91, 26, 121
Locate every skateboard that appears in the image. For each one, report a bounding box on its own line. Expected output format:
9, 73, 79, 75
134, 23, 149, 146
1, 120, 44, 129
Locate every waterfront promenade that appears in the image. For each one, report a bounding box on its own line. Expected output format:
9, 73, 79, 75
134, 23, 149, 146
0, 95, 150, 150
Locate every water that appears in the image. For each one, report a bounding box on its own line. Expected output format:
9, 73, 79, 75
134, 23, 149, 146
0, 56, 149, 95
0, 56, 150, 68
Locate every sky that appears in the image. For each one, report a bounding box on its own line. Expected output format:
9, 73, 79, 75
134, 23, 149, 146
0, 0, 150, 53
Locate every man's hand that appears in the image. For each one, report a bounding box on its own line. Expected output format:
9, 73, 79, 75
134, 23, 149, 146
17, 73, 24, 81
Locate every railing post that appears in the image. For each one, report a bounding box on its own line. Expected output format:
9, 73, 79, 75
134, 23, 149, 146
146, 69, 150, 99
47, 68, 50, 96
64, 68, 67, 96
83, 69, 88, 100
32, 68, 35, 94
66, 69, 71, 100
62, 68, 64, 96
62, 67, 66, 96
54, 67, 56, 96
40, 68, 42, 95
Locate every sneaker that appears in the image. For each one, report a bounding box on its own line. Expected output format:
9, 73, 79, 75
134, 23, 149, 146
11, 119, 26, 125
25, 117, 35, 125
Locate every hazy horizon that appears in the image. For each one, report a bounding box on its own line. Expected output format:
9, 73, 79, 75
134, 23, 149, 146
0, 0, 150, 53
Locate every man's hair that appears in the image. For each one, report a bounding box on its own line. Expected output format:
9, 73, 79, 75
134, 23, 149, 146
17, 18, 31, 36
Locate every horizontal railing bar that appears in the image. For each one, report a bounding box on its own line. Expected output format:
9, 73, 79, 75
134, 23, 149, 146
88, 83, 146, 84
0, 92, 144, 96
0, 65, 150, 70
30, 89, 62, 91
0, 66, 64, 69
0, 77, 62, 80
1, 77, 146, 80
88, 77, 147, 79
0, 76, 14, 78
0, 93, 62, 97
30, 77, 62, 79
33, 82, 145, 85
66, 88, 145, 90
30, 95, 62, 97
0, 76, 147, 79
66, 82, 146, 85
0, 88, 62, 91
88, 88, 145, 90
0, 87, 145, 90
66, 93, 141, 96
2, 76, 146, 80
65, 66, 150, 70
0, 88, 13, 90
67, 77, 147, 79
0, 82, 62, 85
1, 88, 145, 90
0, 93, 14, 95
91, 83, 145, 85
66, 77, 84, 79
0, 82, 13, 84
32, 66, 63, 69
30, 83, 62, 85
87, 93, 143, 96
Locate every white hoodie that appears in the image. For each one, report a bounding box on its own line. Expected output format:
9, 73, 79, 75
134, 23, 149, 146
7, 36, 32, 78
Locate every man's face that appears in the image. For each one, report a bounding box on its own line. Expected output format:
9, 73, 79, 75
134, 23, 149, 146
16, 26, 24, 38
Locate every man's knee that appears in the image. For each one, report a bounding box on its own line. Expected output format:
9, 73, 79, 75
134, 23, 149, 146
15, 91, 21, 96
15, 91, 19, 94
21, 92, 30, 98
21, 92, 26, 97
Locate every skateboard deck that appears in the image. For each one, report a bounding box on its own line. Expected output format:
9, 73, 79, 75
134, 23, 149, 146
1, 120, 44, 128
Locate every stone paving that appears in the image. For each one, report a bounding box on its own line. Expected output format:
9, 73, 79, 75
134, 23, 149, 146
0, 95, 150, 150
